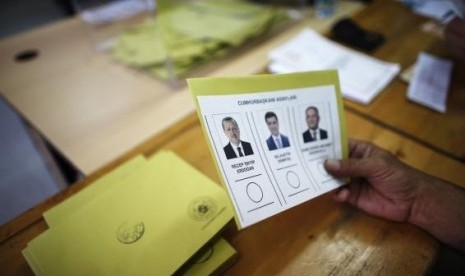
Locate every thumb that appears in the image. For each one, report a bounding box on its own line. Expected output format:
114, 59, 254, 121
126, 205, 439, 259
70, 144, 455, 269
324, 158, 375, 178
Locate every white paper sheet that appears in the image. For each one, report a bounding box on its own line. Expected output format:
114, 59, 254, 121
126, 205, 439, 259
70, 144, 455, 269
80, 0, 155, 25
409, 1, 462, 23
268, 29, 400, 105
196, 85, 345, 228
407, 52, 453, 113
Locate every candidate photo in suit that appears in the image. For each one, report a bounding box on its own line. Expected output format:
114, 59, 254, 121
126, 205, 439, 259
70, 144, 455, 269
303, 106, 328, 143
222, 117, 254, 159
264, 111, 290, 151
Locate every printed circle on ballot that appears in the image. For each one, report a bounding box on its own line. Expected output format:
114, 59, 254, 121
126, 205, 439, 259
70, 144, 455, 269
246, 182, 264, 203
286, 170, 301, 189
317, 160, 330, 178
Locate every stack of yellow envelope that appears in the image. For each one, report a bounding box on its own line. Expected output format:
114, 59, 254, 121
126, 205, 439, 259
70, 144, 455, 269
23, 151, 236, 276
112, 0, 288, 79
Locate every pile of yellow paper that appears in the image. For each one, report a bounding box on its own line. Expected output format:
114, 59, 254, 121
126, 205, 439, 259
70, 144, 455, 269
23, 152, 236, 276
112, 0, 287, 79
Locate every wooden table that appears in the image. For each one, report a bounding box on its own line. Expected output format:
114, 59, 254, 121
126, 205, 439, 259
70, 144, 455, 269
2, 0, 465, 275
0, 1, 362, 175
1, 110, 465, 275
342, 0, 465, 161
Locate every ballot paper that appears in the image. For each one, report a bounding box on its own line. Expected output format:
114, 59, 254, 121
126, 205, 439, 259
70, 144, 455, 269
268, 28, 400, 104
407, 52, 453, 113
189, 71, 348, 229
112, 0, 286, 79
23, 151, 233, 276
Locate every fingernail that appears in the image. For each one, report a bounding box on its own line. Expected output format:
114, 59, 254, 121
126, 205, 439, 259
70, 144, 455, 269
325, 159, 340, 170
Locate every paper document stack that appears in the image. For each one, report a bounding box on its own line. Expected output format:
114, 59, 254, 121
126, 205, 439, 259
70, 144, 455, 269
268, 29, 400, 104
23, 152, 236, 276
112, 0, 287, 79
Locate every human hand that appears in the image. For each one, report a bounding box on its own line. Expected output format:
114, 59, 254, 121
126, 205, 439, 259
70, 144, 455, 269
324, 139, 425, 222
444, 17, 465, 61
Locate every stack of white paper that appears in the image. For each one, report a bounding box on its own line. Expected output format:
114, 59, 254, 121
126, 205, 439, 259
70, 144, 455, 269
268, 29, 400, 104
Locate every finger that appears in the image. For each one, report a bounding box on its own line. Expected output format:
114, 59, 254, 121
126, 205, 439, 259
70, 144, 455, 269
348, 139, 374, 158
324, 157, 375, 178
332, 187, 350, 202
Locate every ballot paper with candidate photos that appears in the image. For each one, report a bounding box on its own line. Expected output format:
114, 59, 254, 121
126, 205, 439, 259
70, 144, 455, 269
189, 71, 348, 229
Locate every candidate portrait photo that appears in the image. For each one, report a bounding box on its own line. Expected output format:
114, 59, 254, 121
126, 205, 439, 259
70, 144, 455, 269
302, 106, 328, 143
222, 116, 254, 159
264, 111, 290, 151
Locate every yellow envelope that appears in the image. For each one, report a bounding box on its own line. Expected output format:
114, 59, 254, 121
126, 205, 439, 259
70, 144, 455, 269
25, 151, 233, 276
22, 247, 43, 275
112, 0, 287, 79
24, 236, 238, 276
178, 237, 237, 276
44, 155, 147, 226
